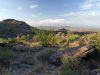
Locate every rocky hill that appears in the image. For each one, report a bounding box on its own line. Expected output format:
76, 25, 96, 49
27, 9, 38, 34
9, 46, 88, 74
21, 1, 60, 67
0, 19, 33, 38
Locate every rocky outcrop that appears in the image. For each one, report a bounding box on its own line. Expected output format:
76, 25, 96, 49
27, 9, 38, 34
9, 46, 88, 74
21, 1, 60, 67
74, 44, 96, 58
49, 45, 97, 65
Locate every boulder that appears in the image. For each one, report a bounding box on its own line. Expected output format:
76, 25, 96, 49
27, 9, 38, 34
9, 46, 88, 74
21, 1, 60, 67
48, 44, 96, 65
0, 43, 8, 47
91, 69, 100, 75
74, 44, 96, 58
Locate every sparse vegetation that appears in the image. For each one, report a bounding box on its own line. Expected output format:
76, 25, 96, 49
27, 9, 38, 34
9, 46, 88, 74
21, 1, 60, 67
0, 19, 99, 75
95, 32, 100, 52
0, 48, 14, 59
61, 54, 80, 75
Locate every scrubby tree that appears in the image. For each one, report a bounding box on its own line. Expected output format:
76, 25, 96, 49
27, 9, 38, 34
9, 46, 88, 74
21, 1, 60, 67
16, 35, 21, 42
0, 38, 8, 43
52, 32, 66, 47
68, 34, 80, 42
16, 35, 28, 43
33, 30, 54, 46
7, 38, 16, 43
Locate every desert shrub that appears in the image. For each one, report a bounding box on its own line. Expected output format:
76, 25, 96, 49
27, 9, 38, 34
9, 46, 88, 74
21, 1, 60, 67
16, 35, 28, 43
95, 32, 100, 52
7, 38, 16, 43
61, 54, 81, 75
68, 34, 80, 42
16, 35, 22, 42
0, 48, 15, 59
79, 33, 96, 46
65, 33, 80, 47
0, 38, 16, 43
60, 53, 91, 75
37, 48, 57, 63
33, 31, 54, 46
61, 55, 80, 69
30, 42, 42, 47
79, 38, 85, 46
52, 32, 66, 47
61, 65, 79, 75
0, 38, 8, 43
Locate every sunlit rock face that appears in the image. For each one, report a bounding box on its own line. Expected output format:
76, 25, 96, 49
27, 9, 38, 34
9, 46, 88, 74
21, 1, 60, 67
48, 45, 98, 66
0, 19, 33, 38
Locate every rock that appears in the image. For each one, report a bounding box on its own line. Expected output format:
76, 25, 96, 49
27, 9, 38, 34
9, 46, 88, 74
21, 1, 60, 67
91, 69, 100, 75
49, 51, 62, 66
48, 44, 96, 65
75, 44, 96, 58
0, 43, 8, 47
18, 64, 32, 68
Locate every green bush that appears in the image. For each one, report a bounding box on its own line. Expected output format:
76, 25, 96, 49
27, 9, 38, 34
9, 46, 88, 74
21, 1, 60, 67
33, 31, 54, 46
7, 38, 16, 43
52, 32, 66, 46
95, 32, 100, 52
61, 55, 80, 75
30, 42, 42, 47
61, 65, 79, 75
16, 35, 28, 43
0, 38, 8, 43
0, 49, 15, 59
69, 34, 80, 42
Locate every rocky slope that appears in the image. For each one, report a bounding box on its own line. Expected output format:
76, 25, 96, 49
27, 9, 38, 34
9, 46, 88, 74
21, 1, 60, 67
0, 19, 33, 37
49, 45, 100, 75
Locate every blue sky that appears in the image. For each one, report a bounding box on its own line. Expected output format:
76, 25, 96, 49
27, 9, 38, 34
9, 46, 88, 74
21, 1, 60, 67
0, 0, 100, 28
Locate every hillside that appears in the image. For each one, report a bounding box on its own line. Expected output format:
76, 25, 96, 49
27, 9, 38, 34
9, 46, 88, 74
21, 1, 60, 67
0, 19, 33, 37
0, 19, 100, 75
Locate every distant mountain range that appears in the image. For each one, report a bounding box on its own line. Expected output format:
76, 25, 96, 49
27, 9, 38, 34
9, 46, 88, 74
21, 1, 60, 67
36, 25, 70, 31
36, 25, 100, 32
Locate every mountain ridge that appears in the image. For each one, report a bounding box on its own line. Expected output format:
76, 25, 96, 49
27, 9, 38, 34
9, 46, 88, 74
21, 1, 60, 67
0, 19, 33, 38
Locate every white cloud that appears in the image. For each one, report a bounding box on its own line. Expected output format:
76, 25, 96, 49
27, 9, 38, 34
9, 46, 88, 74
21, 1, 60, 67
67, 15, 100, 28
39, 19, 66, 25
17, 7, 22, 10
61, 11, 100, 17
81, 0, 100, 10
30, 4, 38, 9
26, 19, 69, 26
81, 0, 93, 9
82, 4, 93, 9
26, 16, 100, 28
26, 0, 100, 28
39, 19, 64, 23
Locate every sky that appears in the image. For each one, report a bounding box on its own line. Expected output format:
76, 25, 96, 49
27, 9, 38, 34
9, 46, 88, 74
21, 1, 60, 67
0, 0, 100, 28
